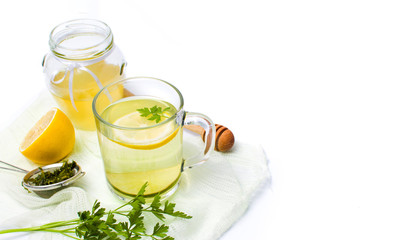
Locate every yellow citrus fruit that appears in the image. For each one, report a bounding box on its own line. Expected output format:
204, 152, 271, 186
112, 111, 178, 150
19, 107, 75, 165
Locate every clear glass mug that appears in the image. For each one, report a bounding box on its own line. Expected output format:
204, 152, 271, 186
92, 77, 215, 200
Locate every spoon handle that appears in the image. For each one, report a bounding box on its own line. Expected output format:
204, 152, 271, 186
0, 160, 29, 173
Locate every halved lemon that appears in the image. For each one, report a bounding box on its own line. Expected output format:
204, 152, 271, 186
112, 111, 178, 150
19, 108, 75, 165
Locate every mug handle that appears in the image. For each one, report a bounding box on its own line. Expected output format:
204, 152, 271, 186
183, 112, 216, 169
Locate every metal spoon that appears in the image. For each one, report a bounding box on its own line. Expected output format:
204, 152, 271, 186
0, 160, 85, 198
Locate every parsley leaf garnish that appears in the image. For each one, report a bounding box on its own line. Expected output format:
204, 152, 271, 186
137, 105, 171, 123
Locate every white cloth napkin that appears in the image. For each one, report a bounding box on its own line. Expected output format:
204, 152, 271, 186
0, 91, 271, 240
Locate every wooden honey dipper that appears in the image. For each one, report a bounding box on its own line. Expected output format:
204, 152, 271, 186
184, 124, 235, 152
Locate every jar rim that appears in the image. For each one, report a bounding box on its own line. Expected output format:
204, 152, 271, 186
49, 19, 114, 60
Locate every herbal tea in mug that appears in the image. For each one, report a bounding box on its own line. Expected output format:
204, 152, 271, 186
93, 77, 215, 200
100, 97, 182, 196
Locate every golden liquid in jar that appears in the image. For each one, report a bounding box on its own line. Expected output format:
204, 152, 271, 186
50, 60, 123, 131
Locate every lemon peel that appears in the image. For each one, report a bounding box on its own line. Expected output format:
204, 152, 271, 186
19, 108, 75, 165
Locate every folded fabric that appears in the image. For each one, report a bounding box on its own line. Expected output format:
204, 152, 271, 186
0, 91, 271, 240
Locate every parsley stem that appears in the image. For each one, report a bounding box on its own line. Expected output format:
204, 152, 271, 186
0, 219, 79, 235
0, 182, 190, 239
37, 219, 80, 228
112, 202, 131, 212
60, 232, 81, 240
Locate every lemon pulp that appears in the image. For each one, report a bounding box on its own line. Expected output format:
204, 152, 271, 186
19, 108, 75, 165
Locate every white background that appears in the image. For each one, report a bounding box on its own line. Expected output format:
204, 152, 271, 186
1, 0, 399, 239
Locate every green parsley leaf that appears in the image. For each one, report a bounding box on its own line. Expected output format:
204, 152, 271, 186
137, 105, 171, 123
0, 182, 191, 240
152, 222, 169, 238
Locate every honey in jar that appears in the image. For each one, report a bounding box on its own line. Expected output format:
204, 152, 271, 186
43, 19, 126, 131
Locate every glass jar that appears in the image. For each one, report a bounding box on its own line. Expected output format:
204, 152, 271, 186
43, 19, 127, 131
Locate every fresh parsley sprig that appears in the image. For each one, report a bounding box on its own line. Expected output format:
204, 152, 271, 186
0, 182, 191, 239
137, 105, 171, 123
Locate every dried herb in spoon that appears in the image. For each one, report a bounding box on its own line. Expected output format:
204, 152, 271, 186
27, 161, 77, 186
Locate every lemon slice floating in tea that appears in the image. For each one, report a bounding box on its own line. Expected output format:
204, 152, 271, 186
110, 100, 178, 150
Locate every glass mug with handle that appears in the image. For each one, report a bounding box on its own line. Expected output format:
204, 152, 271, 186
92, 77, 215, 200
